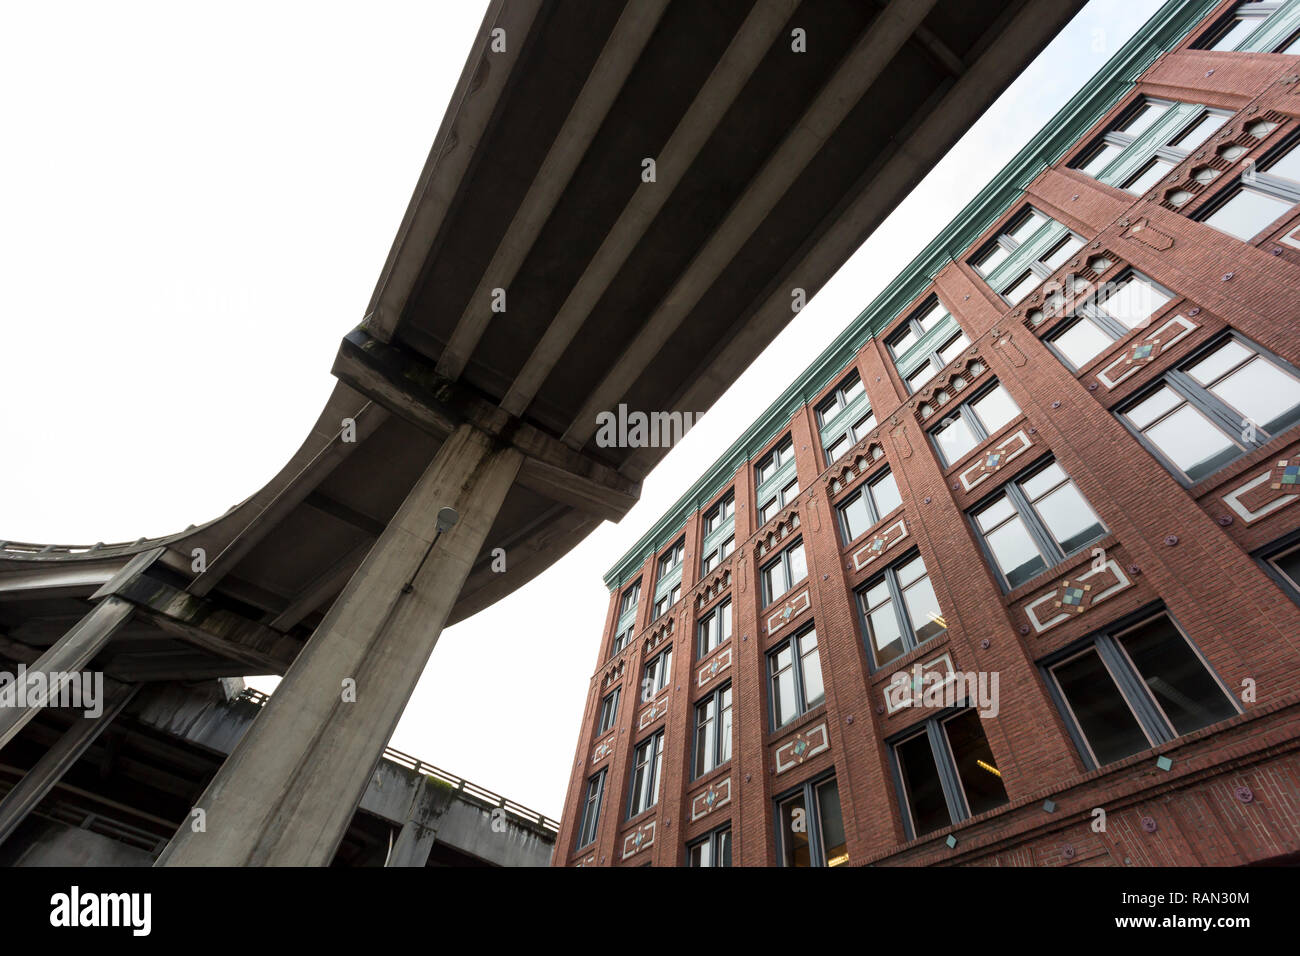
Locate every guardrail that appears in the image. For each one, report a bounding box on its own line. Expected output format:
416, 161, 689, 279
235, 688, 559, 834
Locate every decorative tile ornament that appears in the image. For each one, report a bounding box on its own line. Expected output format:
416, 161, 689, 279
697, 646, 732, 688
621, 820, 656, 859
1024, 560, 1132, 634
690, 777, 732, 820
638, 693, 670, 730
959, 430, 1032, 491
766, 589, 811, 636
774, 722, 830, 774
883, 652, 956, 715
1222, 457, 1300, 523
851, 517, 908, 571
592, 737, 615, 764
1096, 314, 1197, 389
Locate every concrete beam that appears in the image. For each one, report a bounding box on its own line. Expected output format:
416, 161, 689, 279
363, 0, 545, 343
156, 423, 522, 866
0, 597, 134, 749
498, 0, 800, 418
333, 330, 640, 521
0, 683, 138, 846
562, 0, 937, 448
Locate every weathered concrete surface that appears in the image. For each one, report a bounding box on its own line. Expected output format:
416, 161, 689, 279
7, 820, 155, 867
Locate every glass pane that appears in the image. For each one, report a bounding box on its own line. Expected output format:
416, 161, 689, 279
902, 574, 946, 644
918, 301, 948, 332
852, 410, 876, 441
907, 361, 937, 392
986, 516, 1047, 588
897, 732, 950, 836
826, 435, 849, 463
801, 641, 825, 709
788, 542, 807, 589
1008, 208, 1048, 243
943, 710, 1009, 817
896, 554, 926, 588
971, 384, 1021, 435
1081, 141, 1124, 177
779, 794, 810, 867
1124, 158, 1174, 195
1207, 16, 1258, 51
1033, 482, 1105, 554
840, 492, 873, 542
1144, 404, 1240, 481
694, 701, 714, 777
719, 687, 732, 764
975, 243, 1010, 275
1185, 338, 1252, 386
1053, 649, 1150, 765
689, 841, 709, 867
871, 470, 902, 517
717, 829, 732, 867
974, 494, 1015, 532
1118, 100, 1167, 137
772, 662, 797, 727
1124, 385, 1184, 430
1052, 316, 1115, 369
1042, 234, 1084, 270
1281, 30, 1300, 55
1120, 616, 1236, 736
1203, 188, 1295, 241
938, 332, 971, 365
866, 597, 905, 667
1021, 461, 1066, 500
890, 327, 918, 356
1098, 274, 1171, 329
1209, 355, 1300, 435
1003, 271, 1040, 304
1171, 111, 1227, 151
1271, 546, 1300, 589
1265, 144, 1300, 184
934, 414, 978, 465
817, 780, 849, 866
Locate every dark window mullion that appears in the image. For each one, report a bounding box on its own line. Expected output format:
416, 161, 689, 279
1005, 481, 1061, 565
1094, 636, 1174, 745
925, 719, 967, 824
884, 567, 914, 657
1079, 300, 1130, 341
1165, 369, 1251, 441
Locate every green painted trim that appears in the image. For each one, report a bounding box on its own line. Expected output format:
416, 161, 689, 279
604, 0, 1219, 591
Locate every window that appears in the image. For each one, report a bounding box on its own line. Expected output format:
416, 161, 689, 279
818, 370, 876, 463
755, 437, 799, 524
1045, 270, 1174, 371
837, 468, 903, 543
1197, 140, 1300, 242
1072, 97, 1230, 191
703, 492, 733, 535
697, 599, 732, 658
971, 207, 1086, 304
657, 539, 684, 578
929, 380, 1022, 466
768, 626, 825, 729
776, 776, 847, 867
701, 492, 736, 574
760, 539, 807, 605
888, 298, 971, 393
857, 552, 947, 669
1118, 334, 1300, 484
652, 583, 681, 619
755, 436, 794, 487
641, 646, 672, 702
596, 688, 620, 735
893, 709, 1009, 839
971, 459, 1107, 590
1046, 613, 1238, 769
612, 580, 640, 655
577, 770, 605, 849
1192, 2, 1300, 53
688, 825, 732, 867
1263, 537, 1300, 596
628, 731, 664, 817
693, 683, 732, 778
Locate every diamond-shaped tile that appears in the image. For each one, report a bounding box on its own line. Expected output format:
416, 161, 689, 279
1132, 343, 1154, 360
1156, 755, 1173, 771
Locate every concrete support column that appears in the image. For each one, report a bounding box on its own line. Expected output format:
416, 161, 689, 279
156, 423, 522, 866
0, 682, 138, 845
0, 596, 134, 750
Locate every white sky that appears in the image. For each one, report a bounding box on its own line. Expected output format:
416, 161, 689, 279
0, 0, 1165, 819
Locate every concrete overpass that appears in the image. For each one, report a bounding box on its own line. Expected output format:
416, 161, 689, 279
0, 0, 1086, 865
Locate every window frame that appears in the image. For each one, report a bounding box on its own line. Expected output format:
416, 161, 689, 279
1071, 96, 1233, 189
1038, 608, 1239, 771
855, 549, 947, 672
627, 730, 665, 819
1115, 331, 1300, 487
971, 207, 1087, 304
576, 769, 606, 850
886, 297, 970, 394
760, 537, 807, 606
927, 379, 1022, 468
596, 687, 620, 736
1043, 269, 1177, 373
641, 645, 673, 702
687, 822, 733, 867
773, 772, 847, 868
888, 706, 1009, 841
766, 623, 825, 731
835, 466, 902, 545
1195, 134, 1300, 243
697, 598, 732, 659
968, 457, 1108, 592
692, 681, 733, 780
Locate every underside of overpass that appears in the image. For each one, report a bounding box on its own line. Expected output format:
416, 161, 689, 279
0, 0, 1086, 865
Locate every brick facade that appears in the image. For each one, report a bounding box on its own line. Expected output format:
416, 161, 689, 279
557, 1, 1300, 867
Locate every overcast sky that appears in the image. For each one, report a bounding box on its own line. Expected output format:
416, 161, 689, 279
1, 0, 1167, 819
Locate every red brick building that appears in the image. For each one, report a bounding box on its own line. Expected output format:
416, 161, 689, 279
556, 0, 1300, 867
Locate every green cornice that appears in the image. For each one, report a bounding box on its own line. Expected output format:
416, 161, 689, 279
603, 0, 1217, 591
